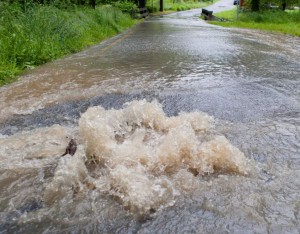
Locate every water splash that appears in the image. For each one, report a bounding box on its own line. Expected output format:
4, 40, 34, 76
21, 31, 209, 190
77, 100, 249, 214
0, 100, 249, 217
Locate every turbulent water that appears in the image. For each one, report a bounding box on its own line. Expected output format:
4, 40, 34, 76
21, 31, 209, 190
1, 100, 249, 219
1, 2, 300, 233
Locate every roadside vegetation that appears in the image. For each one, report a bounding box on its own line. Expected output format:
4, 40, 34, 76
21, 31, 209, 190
0, 2, 137, 86
147, 0, 215, 13
209, 0, 300, 36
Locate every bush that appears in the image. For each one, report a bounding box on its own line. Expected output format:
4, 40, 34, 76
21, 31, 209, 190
113, 1, 138, 14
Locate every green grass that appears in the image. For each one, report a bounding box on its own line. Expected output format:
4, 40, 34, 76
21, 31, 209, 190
147, 0, 215, 13
213, 8, 237, 19
0, 3, 137, 86
210, 9, 300, 36
168, 1, 213, 11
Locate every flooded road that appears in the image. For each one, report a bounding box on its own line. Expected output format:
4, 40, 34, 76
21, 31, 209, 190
1, 2, 300, 233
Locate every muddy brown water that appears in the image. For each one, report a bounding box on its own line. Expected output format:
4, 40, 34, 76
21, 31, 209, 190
1, 5, 300, 233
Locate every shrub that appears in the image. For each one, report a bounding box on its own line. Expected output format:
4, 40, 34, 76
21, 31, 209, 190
113, 1, 138, 14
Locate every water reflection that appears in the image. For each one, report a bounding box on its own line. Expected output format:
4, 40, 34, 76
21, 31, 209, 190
1, 18, 299, 121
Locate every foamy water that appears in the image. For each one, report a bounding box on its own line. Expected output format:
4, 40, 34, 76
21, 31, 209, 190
0, 100, 250, 217
79, 100, 249, 214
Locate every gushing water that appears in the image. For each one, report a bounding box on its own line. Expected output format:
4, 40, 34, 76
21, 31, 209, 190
78, 100, 249, 215
0, 101, 250, 225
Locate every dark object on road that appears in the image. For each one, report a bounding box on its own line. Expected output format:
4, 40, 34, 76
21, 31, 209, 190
201, 8, 227, 22
62, 139, 77, 156
233, 0, 239, 5
201, 9, 213, 20
139, 7, 149, 18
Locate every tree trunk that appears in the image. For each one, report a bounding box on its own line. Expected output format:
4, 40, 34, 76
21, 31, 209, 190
282, 0, 286, 11
159, 0, 163, 11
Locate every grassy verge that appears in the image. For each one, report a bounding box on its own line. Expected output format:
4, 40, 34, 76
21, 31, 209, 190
0, 3, 138, 86
210, 9, 300, 36
147, 0, 215, 13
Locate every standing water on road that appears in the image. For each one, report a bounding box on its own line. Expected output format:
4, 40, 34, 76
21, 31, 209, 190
1, 2, 300, 233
